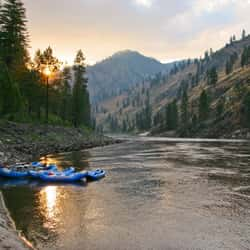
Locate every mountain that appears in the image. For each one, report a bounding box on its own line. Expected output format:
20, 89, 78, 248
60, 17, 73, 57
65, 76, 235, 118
87, 50, 175, 102
94, 35, 250, 138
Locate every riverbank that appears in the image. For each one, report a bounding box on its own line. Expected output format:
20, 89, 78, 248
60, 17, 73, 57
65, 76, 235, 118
0, 121, 121, 249
0, 121, 121, 164
150, 126, 250, 139
0, 192, 33, 249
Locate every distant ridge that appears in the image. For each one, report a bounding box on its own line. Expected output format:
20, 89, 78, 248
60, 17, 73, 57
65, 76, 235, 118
94, 35, 250, 138
87, 50, 175, 102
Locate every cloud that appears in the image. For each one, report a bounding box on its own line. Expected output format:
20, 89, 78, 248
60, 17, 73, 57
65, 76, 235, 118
134, 0, 153, 8
23, 0, 250, 64
193, 0, 233, 14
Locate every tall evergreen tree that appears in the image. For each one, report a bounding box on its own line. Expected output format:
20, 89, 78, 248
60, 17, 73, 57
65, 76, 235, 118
20, 69, 43, 119
180, 89, 189, 128
242, 29, 246, 40
0, 0, 29, 71
204, 50, 209, 62
207, 67, 218, 85
72, 50, 91, 127
172, 99, 179, 129
144, 93, 152, 129
60, 66, 72, 122
242, 92, 250, 128
230, 36, 233, 45
39, 46, 61, 73
241, 46, 250, 67
199, 90, 210, 121
216, 98, 225, 119
165, 100, 178, 130
0, 61, 22, 116
191, 114, 198, 132
31, 46, 61, 122
225, 53, 238, 75
166, 103, 172, 130
225, 60, 233, 75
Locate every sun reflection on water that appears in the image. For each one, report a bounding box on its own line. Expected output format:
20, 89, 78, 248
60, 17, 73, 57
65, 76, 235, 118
45, 186, 57, 218
39, 186, 59, 228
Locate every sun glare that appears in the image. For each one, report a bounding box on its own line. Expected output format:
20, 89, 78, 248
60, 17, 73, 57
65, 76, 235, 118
43, 66, 51, 77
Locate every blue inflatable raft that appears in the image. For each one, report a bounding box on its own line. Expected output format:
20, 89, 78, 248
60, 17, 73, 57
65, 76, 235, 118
39, 171, 88, 183
0, 167, 30, 178
0, 162, 58, 179
87, 169, 106, 181
29, 167, 75, 179
31, 162, 44, 167
31, 162, 57, 170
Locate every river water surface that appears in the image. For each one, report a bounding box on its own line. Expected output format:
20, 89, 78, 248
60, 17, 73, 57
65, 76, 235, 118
1, 137, 250, 250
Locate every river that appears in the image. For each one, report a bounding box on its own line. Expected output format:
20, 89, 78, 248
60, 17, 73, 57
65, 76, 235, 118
1, 136, 250, 250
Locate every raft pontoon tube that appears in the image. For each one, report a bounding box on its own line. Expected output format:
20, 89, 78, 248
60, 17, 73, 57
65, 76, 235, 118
29, 166, 75, 179
31, 162, 57, 170
87, 169, 106, 181
39, 171, 88, 183
0, 162, 57, 179
0, 167, 30, 178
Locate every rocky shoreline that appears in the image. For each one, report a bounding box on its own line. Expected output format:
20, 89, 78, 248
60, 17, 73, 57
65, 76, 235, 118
0, 121, 122, 250
0, 121, 121, 164
0, 192, 33, 249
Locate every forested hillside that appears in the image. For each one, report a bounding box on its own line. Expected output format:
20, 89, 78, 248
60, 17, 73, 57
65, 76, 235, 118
87, 50, 175, 102
94, 32, 250, 138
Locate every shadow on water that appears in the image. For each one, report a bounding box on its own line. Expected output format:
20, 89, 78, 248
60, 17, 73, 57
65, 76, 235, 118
1, 137, 250, 250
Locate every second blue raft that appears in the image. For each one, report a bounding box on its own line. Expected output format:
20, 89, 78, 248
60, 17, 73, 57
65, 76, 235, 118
39, 171, 88, 183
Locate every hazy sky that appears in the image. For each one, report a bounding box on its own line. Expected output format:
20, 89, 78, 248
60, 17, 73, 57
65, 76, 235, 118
23, 0, 250, 65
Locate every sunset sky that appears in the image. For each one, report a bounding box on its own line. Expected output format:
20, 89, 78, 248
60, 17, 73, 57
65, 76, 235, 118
23, 0, 250, 65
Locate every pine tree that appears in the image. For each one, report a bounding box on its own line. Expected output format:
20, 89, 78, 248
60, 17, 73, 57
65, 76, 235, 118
216, 98, 225, 119
207, 67, 218, 85
144, 94, 152, 130
60, 66, 72, 122
166, 103, 172, 130
172, 99, 179, 128
0, 0, 29, 71
40, 46, 60, 72
199, 90, 210, 121
20, 69, 43, 119
230, 36, 233, 45
31, 46, 61, 122
242, 92, 250, 128
165, 100, 178, 130
122, 119, 127, 132
0, 61, 22, 116
209, 48, 213, 57
181, 89, 189, 129
241, 46, 250, 67
241, 48, 246, 67
191, 114, 198, 132
204, 50, 209, 62
72, 50, 91, 127
242, 29, 246, 40
225, 60, 233, 75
